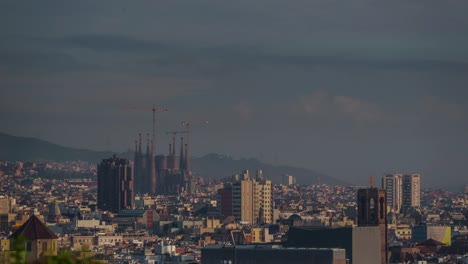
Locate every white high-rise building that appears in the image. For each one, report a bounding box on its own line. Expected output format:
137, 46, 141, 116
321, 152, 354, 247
383, 174, 420, 212
382, 174, 403, 212
282, 174, 296, 186
231, 170, 273, 224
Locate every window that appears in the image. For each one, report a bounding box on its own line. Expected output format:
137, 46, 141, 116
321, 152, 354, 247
42, 241, 48, 253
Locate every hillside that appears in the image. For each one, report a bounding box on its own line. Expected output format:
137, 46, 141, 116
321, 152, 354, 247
191, 153, 347, 185
0, 132, 112, 162
0, 132, 346, 185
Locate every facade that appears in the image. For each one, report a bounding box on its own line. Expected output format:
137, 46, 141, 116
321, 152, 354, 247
240, 178, 255, 224
134, 134, 194, 196
71, 235, 94, 251
382, 173, 420, 212
412, 225, 451, 245
382, 174, 402, 212
201, 245, 347, 264
113, 209, 159, 233
356, 187, 387, 264
282, 174, 296, 185
97, 156, 134, 213
225, 170, 273, 224
8, 215, 59, 263
134, 134, 156, 195
402, 174, 421, 211
256, 178, 273, 223
217, 187, 232, 218
286, 186, 388, 263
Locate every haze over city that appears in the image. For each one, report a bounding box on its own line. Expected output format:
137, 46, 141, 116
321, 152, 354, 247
1, 0, 468, 188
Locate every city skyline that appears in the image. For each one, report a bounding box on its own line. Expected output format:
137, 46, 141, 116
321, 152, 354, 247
1, 0, 467, 188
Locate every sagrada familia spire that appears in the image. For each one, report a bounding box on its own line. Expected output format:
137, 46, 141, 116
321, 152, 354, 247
134, 132, 193, 195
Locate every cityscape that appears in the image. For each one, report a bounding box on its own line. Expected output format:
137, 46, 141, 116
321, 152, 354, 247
2, 1, 468, 264
0, 130, 467, 263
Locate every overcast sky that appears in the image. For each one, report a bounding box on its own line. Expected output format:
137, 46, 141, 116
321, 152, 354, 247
1, 0, 467, 188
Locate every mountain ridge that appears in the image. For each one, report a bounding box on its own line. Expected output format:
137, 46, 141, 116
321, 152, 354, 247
0, 132, 346, 185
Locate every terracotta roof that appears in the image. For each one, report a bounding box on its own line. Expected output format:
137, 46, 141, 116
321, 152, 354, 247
417, 238, 445, 247
9, 215, 58, 240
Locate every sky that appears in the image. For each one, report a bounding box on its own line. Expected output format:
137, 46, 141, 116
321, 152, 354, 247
1, 0, 467, 188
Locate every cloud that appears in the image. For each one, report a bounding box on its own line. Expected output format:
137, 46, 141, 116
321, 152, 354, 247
419, 96, 466, 120
233, 101, 254, 121
294, 91, 382, 122
333, 95, 382, 122
0, 72, 212, 115
63, 34, 166, 53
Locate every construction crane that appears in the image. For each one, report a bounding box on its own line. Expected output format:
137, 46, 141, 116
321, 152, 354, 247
180, 120, 208, 172
124, 105, 168, 154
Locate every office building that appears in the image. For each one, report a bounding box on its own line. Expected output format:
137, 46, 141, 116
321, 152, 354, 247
97, 155, 134, 212
201, 245, 347, 264
217, 187, 233, 218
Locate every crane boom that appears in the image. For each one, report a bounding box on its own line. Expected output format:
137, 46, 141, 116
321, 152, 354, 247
123, 105, 168, 155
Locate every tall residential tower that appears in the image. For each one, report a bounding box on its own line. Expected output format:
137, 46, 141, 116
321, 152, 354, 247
222, 170, 273, 225
382, 173, 420, 213
97, 155, 134, 212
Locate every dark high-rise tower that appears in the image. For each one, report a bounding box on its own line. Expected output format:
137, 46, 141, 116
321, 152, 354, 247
97, 155, 134, 212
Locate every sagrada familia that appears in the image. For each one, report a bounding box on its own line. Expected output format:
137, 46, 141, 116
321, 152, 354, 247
133, 133, 195, 195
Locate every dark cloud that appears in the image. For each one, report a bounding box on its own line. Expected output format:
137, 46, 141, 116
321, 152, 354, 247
1, 0, 467, 187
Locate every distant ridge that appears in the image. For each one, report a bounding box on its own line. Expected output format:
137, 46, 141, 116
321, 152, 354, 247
0, 132, 113, 162
191, 153, 348, 185
0, 132, 346, 185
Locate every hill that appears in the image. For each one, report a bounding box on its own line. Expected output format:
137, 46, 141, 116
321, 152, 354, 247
191, 153, 347, 185
0, 132, 113, 162
0, 132, 346, 185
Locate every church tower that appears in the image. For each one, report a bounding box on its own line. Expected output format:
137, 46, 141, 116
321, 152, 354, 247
357, 176, 387, 264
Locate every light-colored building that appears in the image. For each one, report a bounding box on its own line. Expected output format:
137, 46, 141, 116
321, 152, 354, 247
256, 178, 273, 224
96, 235, 123, 247
71, 235, 94, 251
383, 174, 420, 212
383, 174, 403, 212
232, 170, 273, 224
395, 225, 412, 240
8, 215, 58, 263
251, 227, 273, 243
352, 226, 383, 264
282, 174, 296, 185
241, 178, 255, 224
